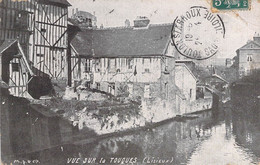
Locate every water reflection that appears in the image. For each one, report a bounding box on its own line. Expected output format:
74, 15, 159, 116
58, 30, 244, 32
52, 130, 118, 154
1, 95, 74, 164
1, 95, 260, 164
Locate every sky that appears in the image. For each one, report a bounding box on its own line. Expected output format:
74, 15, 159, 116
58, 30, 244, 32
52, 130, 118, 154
67, 0, 260, 59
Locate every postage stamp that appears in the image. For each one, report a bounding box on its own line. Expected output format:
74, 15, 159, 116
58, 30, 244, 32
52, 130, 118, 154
212, 0, 250, 11
1, 0, 260, 164
171, 6, 225, 60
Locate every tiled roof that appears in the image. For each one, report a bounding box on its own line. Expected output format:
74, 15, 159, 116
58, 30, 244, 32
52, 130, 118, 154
38, 0, 71, 6
0, 40, 18, 54
175, 60, 199, 78
176, 63, 197, 81
73, 11, 97, 20
238, 40, 260, 50
71, 24, 172, 58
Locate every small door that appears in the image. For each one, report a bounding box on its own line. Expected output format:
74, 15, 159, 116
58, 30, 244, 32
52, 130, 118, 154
144, 84, 150, 98
128, 83, 133, 97
108, 83, 115, 95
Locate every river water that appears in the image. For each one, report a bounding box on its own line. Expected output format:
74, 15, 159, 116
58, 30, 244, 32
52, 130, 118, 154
1, 95, 260, 165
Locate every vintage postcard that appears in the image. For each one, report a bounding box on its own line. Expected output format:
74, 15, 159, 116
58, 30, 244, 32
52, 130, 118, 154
1, 0, 260, 164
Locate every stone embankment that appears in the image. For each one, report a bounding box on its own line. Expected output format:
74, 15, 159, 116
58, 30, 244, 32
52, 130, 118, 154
34, 87, 213, 136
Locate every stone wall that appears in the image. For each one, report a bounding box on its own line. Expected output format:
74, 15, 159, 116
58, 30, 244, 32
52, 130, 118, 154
177, 97, 213, 115
175, 64, 196, 102
141, 98, 176, 123
74, 97, 176, 135
238, 49, 260, 77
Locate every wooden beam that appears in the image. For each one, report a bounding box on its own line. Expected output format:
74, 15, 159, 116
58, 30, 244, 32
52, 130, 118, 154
9, 85, 27, 87
35, 21, 67, 28
43, 64, 54, 77
71, 59, 79, 72
35, 26, 51, 46
52, 29, 67, 47
18, 58, 25, 88
9, 77, 18, 86
53, 12, 68, 25
67, 43, 72, 86
39, 3, 43, 76
42, 2, 47, 76
32, 0, 36, 66
56, 65, 65, 78
78, 57, 81, 79
35, 44, 66, 49
39, 4, 52, 24
17, 41, 34, 76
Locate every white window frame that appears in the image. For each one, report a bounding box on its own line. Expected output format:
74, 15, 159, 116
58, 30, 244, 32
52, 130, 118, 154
108, 58, 116, 72
127, 58, 133, 70
143, 58, 151, 73
247, 55, 253, 62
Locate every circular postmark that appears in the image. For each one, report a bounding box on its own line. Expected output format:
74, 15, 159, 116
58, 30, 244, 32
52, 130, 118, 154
171, 6, 225, 60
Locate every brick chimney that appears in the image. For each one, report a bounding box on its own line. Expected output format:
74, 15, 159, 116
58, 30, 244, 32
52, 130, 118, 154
76, 8, 78, 16
253, 32, 260, 44
72, 8, 74, 18
125, 19, 130, 27
133, 16, 150, 28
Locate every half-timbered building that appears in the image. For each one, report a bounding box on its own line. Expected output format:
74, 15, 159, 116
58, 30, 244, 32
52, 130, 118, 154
30, 0, 71, 78
0, 0, 71, 98
71, 18, 178, 111
70, 17, 212, 116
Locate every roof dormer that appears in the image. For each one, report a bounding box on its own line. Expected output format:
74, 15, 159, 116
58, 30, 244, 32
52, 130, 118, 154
253, 32, 260, 44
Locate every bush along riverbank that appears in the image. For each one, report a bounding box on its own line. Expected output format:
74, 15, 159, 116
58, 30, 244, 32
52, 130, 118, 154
33, 97, 213, 136
30, 86, 213, 136
34, 95, 146, 135
71, 100, 146, 135
33, 94, 177, 135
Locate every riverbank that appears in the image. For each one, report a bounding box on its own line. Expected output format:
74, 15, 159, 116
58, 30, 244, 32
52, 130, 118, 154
230, 71, 260, 114
31, 94, 213, 136
2, 95, 259, 165
1, 84, 218, 165
1, 81, 215, 148
1, 102, 225, 165
2, 93, 214, 148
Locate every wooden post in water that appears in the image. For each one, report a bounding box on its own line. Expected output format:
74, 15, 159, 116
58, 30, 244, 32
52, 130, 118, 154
67, 43, 72, 87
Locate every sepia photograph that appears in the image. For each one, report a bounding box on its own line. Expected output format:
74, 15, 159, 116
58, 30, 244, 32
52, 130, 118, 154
0, 0, 260, 164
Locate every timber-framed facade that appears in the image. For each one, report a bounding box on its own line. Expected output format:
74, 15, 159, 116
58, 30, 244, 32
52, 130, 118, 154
0, 0, 71, 98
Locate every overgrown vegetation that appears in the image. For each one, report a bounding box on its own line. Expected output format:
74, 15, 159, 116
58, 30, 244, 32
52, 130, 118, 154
240, 69, 260, 83
117, 84, 130, 97
44, 94, 142, 130
46, 97, 97, 111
